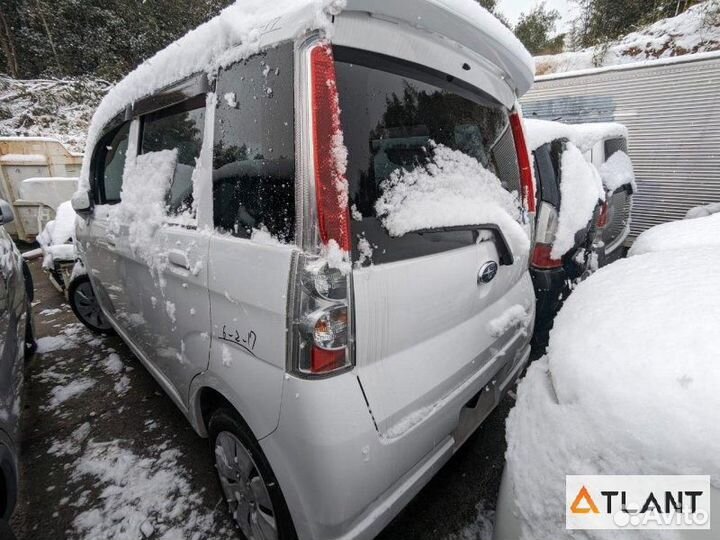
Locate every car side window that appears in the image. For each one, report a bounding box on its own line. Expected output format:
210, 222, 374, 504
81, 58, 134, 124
141, 95, 206, 217
94, 122, 131, 204
212, 42, 295, 242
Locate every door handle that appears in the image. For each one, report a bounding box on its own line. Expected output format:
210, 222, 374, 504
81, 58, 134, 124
168, 250, 191, 270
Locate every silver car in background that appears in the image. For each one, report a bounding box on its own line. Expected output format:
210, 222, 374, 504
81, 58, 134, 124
70, 1, 538, 538
0, 199, 34, 540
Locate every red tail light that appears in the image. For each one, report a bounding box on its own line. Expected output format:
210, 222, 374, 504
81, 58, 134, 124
510, 112, 536, 215
532, 202, 562, 269
597, 201, 609, 229
531, 243, 563, 269
310, 44, 351, 251
288, 42, 355, 378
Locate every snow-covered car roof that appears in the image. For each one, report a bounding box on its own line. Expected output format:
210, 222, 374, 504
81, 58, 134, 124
628, 212, 720, 257
81, 0, 533, 188
505, 246, 720, 538
523, 118, 628, 152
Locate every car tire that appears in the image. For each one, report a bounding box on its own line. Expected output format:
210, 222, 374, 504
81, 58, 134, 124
208, 408, 296, 540
67, 275, 115, 335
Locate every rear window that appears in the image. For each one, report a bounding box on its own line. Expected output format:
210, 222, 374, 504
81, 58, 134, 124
604, 137, 628, 160
334, 47, 521, 266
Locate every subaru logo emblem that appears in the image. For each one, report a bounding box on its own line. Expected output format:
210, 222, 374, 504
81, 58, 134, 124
478, 262, 499, 285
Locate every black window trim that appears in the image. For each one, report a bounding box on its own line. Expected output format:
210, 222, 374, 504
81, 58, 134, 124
91, 119, 131, 206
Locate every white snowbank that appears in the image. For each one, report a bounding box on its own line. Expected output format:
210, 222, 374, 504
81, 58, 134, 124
535, 1, 720, 76
80, 0, 345, 189
598, 150, 637, 192
37, 200, 77, 269
629, 212, 720, 256
551, 143, 604, 259
686, 201, 720, 219
506, 247, 720, 539
375, 142, 530, 258
523, 118, 627, 154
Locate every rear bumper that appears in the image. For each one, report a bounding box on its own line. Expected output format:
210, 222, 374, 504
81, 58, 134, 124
261, 340, 531, 540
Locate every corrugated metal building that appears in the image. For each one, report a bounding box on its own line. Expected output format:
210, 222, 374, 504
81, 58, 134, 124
521, 51, 720, 239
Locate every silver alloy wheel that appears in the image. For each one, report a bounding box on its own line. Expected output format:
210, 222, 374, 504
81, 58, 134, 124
215, 431, 278, 540
73, 280, 112, 330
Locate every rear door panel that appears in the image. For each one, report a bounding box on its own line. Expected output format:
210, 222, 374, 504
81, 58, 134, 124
354, 243, 529, 437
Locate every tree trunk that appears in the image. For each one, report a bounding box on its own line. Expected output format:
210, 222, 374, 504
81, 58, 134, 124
0, 9, 20, 77
33, 0, 61, 73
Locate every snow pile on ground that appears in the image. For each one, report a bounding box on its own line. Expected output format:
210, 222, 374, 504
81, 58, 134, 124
598, 150, 637, 192
535, 1, 720, 75
629, 212, 720, 256
71, 440, 220, 539
375, 142, 530, 257
523, 118, 627, 155
686, 201, 720, 219
551, 143, 604, 259
0, 76, 111, 153
505, 247, 720, 539
37, 200, 77, 269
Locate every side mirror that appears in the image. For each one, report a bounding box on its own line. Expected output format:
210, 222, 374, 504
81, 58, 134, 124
0, 199, 14, 226
71, 190, 93, 217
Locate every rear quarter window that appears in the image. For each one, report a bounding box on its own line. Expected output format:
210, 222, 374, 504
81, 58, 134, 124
212, 43, 295, 243
604, 137, 628, 160
333, 47, 521, 266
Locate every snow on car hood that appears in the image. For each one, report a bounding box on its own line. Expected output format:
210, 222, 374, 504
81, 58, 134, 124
629, 213, 720, 257
506, 248, 720, 539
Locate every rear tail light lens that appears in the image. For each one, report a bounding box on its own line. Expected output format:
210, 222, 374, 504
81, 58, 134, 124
310, 43, 351, 251
597, 201, 609, 229
532, 202, 562, 269
309, 306, 348, 350
289, 255, 354, 377
287, 42, 355, 378
531, 243, 562, 270
509, 111, 536, 215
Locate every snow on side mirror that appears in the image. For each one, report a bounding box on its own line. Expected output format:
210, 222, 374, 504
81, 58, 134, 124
0, 199, 15, 226
71, 190, 93, 217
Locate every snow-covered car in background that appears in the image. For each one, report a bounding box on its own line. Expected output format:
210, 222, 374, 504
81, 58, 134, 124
628, 211, 720, 257
68, 1, 539, 539
524, 121, 605, 348
523, 119, 635, 267
685, 201, 720, 219
37, 200, 77, 293
0, 199, 35, 539
493, 227, 720, 539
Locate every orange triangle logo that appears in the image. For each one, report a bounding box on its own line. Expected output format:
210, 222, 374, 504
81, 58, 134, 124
570, 486, 600, 514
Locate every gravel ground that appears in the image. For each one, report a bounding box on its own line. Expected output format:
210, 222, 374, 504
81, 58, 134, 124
11, 259, 516, 540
